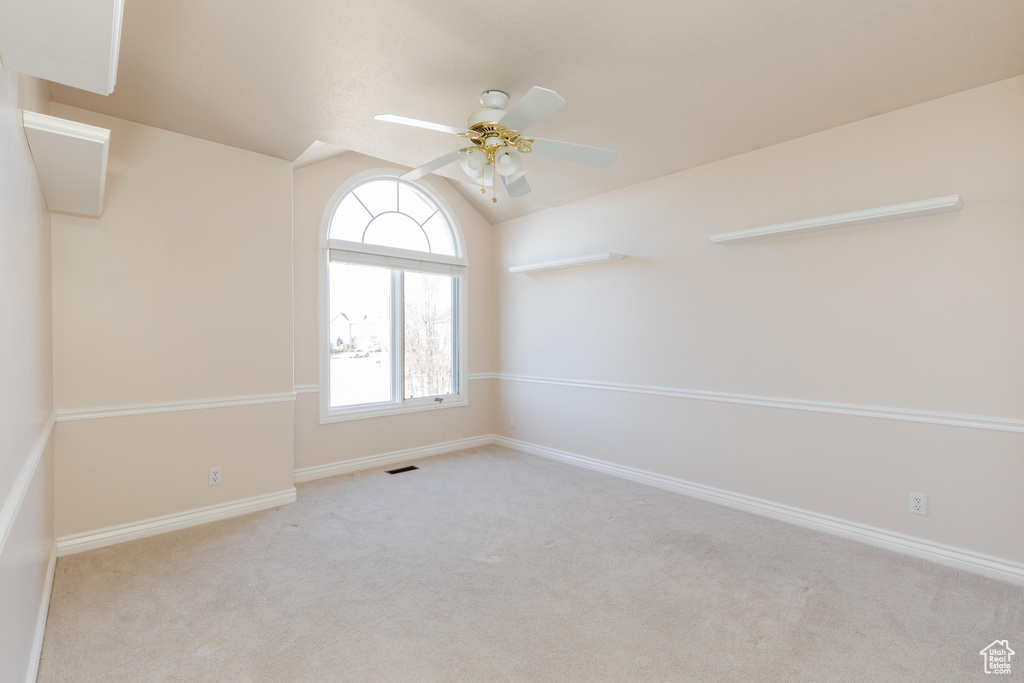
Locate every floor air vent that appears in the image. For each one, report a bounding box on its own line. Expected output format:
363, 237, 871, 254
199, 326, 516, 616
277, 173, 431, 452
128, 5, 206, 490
385, 465, 419, 475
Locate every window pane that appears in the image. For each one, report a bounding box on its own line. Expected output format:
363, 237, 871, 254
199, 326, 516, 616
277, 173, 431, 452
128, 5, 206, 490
398, 182, 436, 225
363, 213, 430, 252
329, 263, 392, 407
404, 272, 454, 398
353, 179, 397, 217
329, 193, 371, 242
421, 212, 455, 255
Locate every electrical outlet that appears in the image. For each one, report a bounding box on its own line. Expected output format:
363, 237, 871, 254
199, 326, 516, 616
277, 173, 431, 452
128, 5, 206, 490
209, 467, 222, 486
910, 492, 927, 516
509, 415, 516, 428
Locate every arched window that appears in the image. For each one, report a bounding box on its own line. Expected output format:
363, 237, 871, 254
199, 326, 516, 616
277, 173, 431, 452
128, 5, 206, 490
319, 170, 467, 421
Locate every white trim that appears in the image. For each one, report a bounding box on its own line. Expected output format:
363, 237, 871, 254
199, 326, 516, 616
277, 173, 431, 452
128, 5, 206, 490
294, 435, 493, 483
318, 168, 469, 426
55, 392, 296, 422
294, 382, 490, 394
316, 168, 467, 256
23, 110, 110, 144
328, 240, 467, 268
319, 395, 469, 423
25, 541, 57, 683
56, 488, 297, 556
509, 252, 624, 274
329, 247, 466, 277
302, 375, 490, 392
493, 436, 1024, 585
708, 194, 963, 243
0, 414, 55, 558
490, 373, 1024, 434
22, 111, 110, 217
107, 0, 124, 93
0, 0, 124, 95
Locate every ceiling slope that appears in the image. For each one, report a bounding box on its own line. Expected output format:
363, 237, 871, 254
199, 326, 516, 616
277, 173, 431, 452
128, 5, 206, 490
47, 0, 1024, 223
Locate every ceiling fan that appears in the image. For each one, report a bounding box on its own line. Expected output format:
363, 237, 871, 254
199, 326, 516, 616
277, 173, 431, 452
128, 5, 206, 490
375, 87, 616, 202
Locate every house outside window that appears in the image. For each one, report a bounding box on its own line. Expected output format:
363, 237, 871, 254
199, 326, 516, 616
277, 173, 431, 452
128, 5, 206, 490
319, 169, 467, 422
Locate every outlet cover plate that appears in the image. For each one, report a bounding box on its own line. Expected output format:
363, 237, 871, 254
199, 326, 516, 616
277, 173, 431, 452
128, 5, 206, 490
910, 492, 927, 516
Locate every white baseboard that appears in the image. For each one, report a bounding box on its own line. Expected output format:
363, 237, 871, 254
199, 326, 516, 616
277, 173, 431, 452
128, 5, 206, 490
45, 433, 1024, 587
56, 488, 297, 556
53, 433, 493, 556
492, 435, 1024, 586
26, 541, 57, 683
294, 434, 494, 483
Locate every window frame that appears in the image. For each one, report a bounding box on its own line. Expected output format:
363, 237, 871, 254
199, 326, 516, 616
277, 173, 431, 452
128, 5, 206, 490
318, 169, 469, 423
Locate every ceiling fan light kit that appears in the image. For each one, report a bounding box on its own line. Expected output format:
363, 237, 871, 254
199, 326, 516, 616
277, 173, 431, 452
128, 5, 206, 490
376, 86, 616, 202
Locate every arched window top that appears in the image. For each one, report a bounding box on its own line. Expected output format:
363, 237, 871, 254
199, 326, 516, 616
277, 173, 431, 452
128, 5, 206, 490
328, 177, 459, 257
319, 170, 467, 423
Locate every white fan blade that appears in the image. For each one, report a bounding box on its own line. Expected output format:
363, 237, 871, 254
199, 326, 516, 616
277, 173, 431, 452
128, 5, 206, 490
502, 174, 531, 198
375, 114, 466, 135
528, 138, 616, 168
401, 150, 464, 180
498, 87, 565, 133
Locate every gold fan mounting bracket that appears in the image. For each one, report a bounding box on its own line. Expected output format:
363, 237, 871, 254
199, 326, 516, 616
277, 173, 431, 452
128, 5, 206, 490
458, 122, 533, 164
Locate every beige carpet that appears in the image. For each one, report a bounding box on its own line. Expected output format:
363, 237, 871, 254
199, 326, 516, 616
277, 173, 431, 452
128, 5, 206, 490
38, 446, 1022, 681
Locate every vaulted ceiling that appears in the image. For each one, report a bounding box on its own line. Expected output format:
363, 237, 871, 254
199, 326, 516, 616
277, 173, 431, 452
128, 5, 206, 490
48, 0, 1024, 224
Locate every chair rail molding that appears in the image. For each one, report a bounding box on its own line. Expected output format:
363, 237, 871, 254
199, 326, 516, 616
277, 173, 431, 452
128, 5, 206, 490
55, 392, 296, 421
490, 373, 1024, 434
0, 414, 55, 558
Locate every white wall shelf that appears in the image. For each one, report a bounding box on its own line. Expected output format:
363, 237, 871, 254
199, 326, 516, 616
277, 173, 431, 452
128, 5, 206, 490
708, 195, 963, 244
509, 252, 624, 274
23, 111, 110, 217
0, 0, 124, 95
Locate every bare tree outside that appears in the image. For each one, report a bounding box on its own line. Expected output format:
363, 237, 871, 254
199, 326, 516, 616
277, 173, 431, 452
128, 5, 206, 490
404, 272, 453, 398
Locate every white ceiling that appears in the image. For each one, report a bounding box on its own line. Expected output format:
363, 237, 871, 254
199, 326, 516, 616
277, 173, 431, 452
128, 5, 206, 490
47, 0, 1024, 224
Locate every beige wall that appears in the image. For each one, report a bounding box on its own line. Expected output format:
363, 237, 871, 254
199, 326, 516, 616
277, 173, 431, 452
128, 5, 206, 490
50, 105, 294, 408
50, 105, 296, 536
1, 436, 53, 683
54, 403, 294, 536
0, 68, 54, 683
491, 76, 1024, 564
292, 153, 494, 470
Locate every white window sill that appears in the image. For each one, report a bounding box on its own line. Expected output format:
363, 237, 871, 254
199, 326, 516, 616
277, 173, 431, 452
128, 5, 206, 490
319, 396, 468, 424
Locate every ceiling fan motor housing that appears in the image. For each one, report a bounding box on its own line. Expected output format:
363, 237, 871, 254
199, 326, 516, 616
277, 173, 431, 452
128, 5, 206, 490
479, 90, 509, 109
468, 89, 510, 128
468, 108, 506, 129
